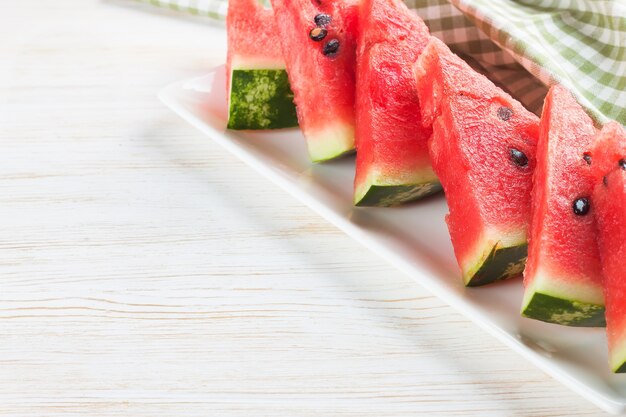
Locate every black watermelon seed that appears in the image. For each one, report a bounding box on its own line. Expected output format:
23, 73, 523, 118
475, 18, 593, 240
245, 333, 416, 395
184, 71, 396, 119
573, 197, 590, 216
314, 13, 332, 27
509, 148, 528, 167
583, 153, 592, 165
619, 159, 626, 170
309, 27, 327, 41
497, 106, 513, 121
603, 175, 608, 186
323, 39, 340, 56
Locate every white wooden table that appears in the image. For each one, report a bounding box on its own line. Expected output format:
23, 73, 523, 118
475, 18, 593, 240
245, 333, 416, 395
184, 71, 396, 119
0, 1, 609, 415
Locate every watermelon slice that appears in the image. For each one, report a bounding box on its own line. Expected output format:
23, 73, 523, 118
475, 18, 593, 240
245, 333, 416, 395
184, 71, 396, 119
270, 0, 358, 162
590, 121, 626, 373
226, 0, 298, 130
414, 38, 540, 286
521, 85, 604, 326
353, 0, 440, 206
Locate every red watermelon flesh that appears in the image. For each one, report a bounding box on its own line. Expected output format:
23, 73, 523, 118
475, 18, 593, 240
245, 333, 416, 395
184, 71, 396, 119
414, 37, 540, 286
353, 0, 440, 206
521, 85, 604, 326
227, 0, 283, 80
270, 0, 358, 162
590, 121, 626, 372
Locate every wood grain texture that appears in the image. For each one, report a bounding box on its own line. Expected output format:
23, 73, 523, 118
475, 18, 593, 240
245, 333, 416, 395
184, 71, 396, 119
0, 1, 609, 416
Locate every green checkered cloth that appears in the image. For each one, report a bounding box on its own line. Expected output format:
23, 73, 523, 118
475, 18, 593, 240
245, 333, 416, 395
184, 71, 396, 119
137, 0, 228, 18
142, 0, 626, 125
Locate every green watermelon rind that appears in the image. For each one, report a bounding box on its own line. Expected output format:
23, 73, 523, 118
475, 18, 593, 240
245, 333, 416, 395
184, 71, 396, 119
227, 68, 298, 130
354, 171, 442, 206
355, 182, 442, 207
463, 238, 528, 287
521, 269, 606, 327
521, 293, 605, 327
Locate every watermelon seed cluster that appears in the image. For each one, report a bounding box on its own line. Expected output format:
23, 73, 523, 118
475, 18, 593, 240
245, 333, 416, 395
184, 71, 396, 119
509, 148, 528, 168
308, 13, 339, 57
573, 197, 591, 216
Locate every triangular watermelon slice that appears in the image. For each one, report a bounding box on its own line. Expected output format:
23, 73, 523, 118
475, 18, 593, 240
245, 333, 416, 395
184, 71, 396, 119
270, 0, 358, 162
226, 0, 298, 130
522, 85, 604, 327
414, 37, 540, 286
590, 121, 626, 373
353, 0, 440, 206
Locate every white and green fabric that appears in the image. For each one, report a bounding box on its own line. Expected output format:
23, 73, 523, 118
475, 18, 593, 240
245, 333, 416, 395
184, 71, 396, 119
139, 0, 626, 125
136, 0, 228, 19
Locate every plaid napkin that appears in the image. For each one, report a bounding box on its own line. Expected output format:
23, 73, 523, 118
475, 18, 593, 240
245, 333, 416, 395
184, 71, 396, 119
141, 0, 626, 125
137, 0, 228, 18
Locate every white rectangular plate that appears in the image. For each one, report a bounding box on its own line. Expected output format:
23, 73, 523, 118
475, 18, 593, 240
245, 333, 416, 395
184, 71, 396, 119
159, 66, 626, 414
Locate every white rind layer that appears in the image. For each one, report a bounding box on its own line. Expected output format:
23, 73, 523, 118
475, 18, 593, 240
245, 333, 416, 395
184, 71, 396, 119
522, 267, 604, 313
611, 336, 626, 372
305, 123, 355, 162
230, 54, 286, 71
